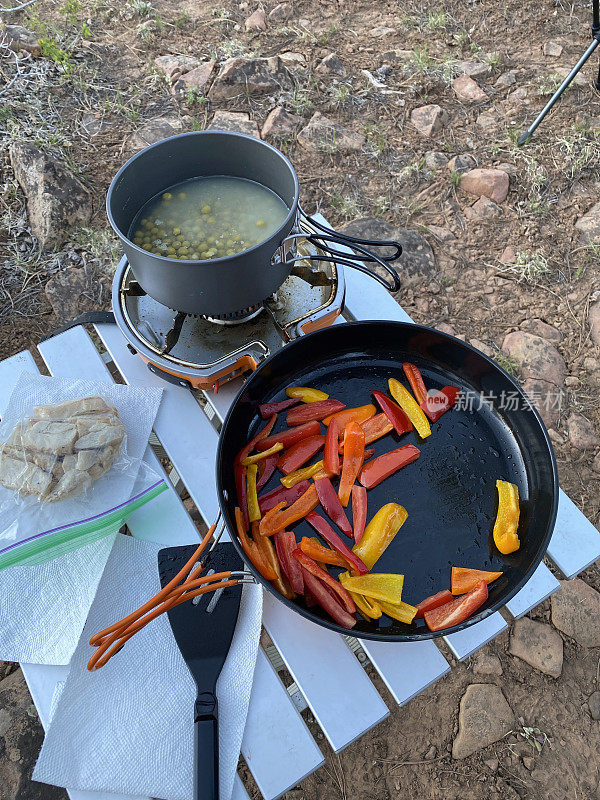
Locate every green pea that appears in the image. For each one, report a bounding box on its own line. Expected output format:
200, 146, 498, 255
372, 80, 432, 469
201, 205, 211, 214
256, 219, 266, 228
173, 227, 181, 235
162, 192, 172, 200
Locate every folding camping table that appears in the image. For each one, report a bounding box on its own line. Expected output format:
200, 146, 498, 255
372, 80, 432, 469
2, 215, 599, 800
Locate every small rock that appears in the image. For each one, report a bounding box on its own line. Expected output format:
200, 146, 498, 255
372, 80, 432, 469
567, 413, 598, 449
593, 452, 600, 473
245, 8, 267, 30
507, 86, 528, 103
551, 579, 600, 647
448, 154, 476, 174
466, 196, 503, 219
523, 756, 535, 770
436, 322, 456, 335
427, 224, 455, 242
501, 245, 516, 264
208, 110, 259, 137
522, 378, 562, 428
460, 168, 509, 203
316, 52, 346, 76
424, 151, 449, 169
380, 48, 414, 62
128, 116, 183, 150
410, 104, 449, 137
45, 266, 110, 319
455, 60, 491, 78
210, 55, 292, 100
172, 60, 215, 97
154, 54, 202, 82
268, 2, 291, 21
502, 331, 565, 385
520, 319, 562, 343
555, 66, 587, 86
576, 201, 600, 243
588, 691, 600, 720
565, 376, 579, 387
452, 684, 514, 759
261, 106, 302, 139
496, 162, 519, 177
484, 758, 499, 772
425, 745, 437, 760
495, 70, 517, 87
278, 51, 306, 67
0, 662, 18, 682
452, 74, 488, 102
589, 302, 600, 346
509, 617, 563, 677
370, 25, 395, 37
2, 23, 40, 55
584, 356, 600, 371
297, 111, 365, 153
9, 142, 92, 251
476, 113, 498, 132
543, 41, 563, 57
80, 112, 113, 136
473, 652, 503, 676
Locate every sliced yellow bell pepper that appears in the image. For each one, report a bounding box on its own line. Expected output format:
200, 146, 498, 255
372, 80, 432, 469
378, 599, 418, 624
340, 573, 405, 604
241, 442, 283, 465
352, 503, 408, 570
286, 386, 329, 403
339, 572, 382, 619
493, 479, 520, 554
388, 378, 431, 439
246, 464, 261, 523
280, 460, 324, 488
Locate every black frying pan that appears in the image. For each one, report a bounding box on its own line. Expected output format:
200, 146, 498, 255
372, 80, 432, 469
216, 321, 558, 641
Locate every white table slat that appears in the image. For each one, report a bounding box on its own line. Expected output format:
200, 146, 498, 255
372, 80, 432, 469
262, 592, 389, 751
504, 561, 560, 619
0, 348, 38, 413
359, 639, 449, 706
95, 323, 220, 523
442, 613, 508, 661
547, 489, 600, 579
242, 648, 324, 800
39, 325, 323, 799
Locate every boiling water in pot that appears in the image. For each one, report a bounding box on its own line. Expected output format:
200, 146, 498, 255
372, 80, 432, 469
130, 176, 289, 261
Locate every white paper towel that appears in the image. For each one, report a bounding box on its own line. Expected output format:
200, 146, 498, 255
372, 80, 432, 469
33, 533, 263, 800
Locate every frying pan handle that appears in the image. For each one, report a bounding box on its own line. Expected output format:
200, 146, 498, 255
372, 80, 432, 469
194, 691, 219, 800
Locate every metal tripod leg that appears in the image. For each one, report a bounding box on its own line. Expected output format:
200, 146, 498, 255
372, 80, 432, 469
517, 36, 600, 145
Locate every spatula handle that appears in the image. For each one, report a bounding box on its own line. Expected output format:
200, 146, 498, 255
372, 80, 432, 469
194, 692, 219, 800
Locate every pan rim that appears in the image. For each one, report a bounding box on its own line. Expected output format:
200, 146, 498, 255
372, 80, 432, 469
216, 320, 559, 642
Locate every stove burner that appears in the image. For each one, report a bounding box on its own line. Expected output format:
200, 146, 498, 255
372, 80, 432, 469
203, 303, 265, 326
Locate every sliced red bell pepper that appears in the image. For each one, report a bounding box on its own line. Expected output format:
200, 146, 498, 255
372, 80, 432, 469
425, 386, 460, 422
277, 435, 325, 475
424, 579, 488, 632
362, 448, 375, 461
338, 421, 365, 507
234, 507, 277, 581
234, 463, 249, 531
256, 453, 278, 491
323, 415, 340, 476
258, 480, 311, 513
451, 567, 503, 595
339, 413, 393, 452
314, 476, 352, 536
352, 485, 367, 543
274, 531, 304, 594
305, 511, 368, 574
300, 568, 356, 629
286, 398, 345, 426
359, 444, 421, 490
304, 587, 317, 606
323, 404, 376, 428
299, 536, 350, 568
259, 484, 319, 537
236, 414, 277, 464
372, 390, 412, 437
292, 550, 356, 613
259, 397, 301, 418
402, 363, 428, 407
414, 589, 454, 619
256, 420, 322, 452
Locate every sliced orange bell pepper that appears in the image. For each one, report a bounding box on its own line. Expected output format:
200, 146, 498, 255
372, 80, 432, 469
388, 378, 431, 439
338, 421, 365, 507
493, 479, 520, 554
339, 412, 394, 452
402, 363, 428, 407
286, 386, 329, 403
451, 567, 503, 595
323, 416, 340, 475
259, 484, 319, 537
323, 403, 376, 428
299, 536, 350, 568
252, 521, 295, 599
235, 507, 277, 581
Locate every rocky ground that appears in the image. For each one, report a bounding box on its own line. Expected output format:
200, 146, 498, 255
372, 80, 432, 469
1, 0, 600, 797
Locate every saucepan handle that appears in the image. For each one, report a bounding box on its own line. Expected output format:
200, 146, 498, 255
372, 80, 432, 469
194, 692, 219, 800
281, 254, 400, 291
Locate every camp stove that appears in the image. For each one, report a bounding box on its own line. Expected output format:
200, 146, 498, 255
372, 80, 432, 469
112, 223, 345, 391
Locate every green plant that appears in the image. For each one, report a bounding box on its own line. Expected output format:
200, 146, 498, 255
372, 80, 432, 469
329, 191, 360, 219
449, 168, 461, 187
484, 51, 501, 68
185, 88, 208, 107
494, 353, 519, 377
59, 0, 81, 25
174, 12, 191, 28
504, 250, 552, 283
329, 83, 351, 107
410, 45, 433, 71
537, 72, 565, 96
427, 10, 446, 30
39, 36, 73, 73
290, 88, 314, 115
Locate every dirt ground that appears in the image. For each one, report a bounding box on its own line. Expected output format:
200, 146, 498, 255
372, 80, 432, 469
1, 0, 600, 797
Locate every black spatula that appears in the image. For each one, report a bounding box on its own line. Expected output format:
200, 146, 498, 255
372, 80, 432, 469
158, 542, 243, 800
